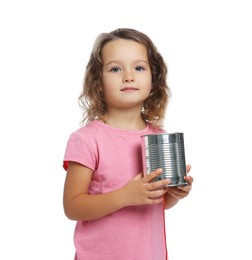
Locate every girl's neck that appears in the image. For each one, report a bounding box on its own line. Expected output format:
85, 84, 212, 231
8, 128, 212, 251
101, 109, 146, 130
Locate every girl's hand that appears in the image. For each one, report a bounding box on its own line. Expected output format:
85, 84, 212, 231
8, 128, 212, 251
167, 165, 194, 200
120, 168, 169, 207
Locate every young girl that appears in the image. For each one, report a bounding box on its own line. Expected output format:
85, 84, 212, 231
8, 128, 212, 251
63, 28, 193, 260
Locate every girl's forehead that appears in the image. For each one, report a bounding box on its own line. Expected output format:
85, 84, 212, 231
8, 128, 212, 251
101, 39, 148, 62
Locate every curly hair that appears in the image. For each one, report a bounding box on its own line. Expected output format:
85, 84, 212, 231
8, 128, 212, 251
79, 28, 170, 128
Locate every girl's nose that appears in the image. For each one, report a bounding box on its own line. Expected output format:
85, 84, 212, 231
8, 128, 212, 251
123, 71, 135, 82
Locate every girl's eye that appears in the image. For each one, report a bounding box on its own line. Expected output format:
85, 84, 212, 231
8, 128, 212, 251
110, 67, 121, 72
135, 66, 145, 71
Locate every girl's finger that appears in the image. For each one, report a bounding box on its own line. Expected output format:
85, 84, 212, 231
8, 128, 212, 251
143, 168, 163, 183
186, 165, 191, 173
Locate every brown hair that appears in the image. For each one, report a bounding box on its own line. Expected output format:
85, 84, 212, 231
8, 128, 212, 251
79, 28, 170, 128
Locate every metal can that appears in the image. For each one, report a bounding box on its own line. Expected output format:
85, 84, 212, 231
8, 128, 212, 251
141, 133, 187, 187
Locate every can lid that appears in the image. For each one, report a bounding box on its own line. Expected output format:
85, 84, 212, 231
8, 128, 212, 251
141, 132, 184, 137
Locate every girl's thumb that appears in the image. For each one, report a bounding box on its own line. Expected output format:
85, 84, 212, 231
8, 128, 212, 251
133, 173, 143, 180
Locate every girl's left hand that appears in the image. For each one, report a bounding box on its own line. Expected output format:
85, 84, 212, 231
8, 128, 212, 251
167, 165, 194, 200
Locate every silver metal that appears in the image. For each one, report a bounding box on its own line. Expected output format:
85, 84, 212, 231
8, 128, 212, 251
141, 133, 187, 187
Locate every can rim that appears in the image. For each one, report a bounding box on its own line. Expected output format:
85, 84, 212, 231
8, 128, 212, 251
141, 132, 184, 137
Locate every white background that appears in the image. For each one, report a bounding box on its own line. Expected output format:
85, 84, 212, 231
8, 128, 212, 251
0, 0, 251, 259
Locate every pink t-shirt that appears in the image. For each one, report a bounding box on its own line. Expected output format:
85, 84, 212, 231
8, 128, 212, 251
63, 120, 168, 260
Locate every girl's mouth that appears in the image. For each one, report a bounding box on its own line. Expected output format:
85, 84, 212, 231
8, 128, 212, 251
121, 87, 138, 91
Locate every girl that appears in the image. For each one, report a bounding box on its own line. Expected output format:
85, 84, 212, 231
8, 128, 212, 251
63, 28, 193, 260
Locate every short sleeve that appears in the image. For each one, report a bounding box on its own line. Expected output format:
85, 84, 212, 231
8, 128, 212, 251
63, 130, 97, 171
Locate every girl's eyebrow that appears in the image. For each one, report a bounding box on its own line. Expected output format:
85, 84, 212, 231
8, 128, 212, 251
104, 59, 149, 67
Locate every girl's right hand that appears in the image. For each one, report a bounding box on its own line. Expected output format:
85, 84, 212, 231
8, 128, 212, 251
120, 168, 170, 207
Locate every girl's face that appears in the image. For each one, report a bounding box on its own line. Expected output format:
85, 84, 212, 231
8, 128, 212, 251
101, 39, 152, 111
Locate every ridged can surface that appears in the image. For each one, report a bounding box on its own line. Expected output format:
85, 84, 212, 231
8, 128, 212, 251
141, 133, 187, 187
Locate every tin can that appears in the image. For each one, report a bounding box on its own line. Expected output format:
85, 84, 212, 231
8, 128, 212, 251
141, 133, 187, 187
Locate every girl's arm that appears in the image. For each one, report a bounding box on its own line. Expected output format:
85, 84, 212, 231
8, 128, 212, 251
63, 162, 170, 221
165, 165, 193, 209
